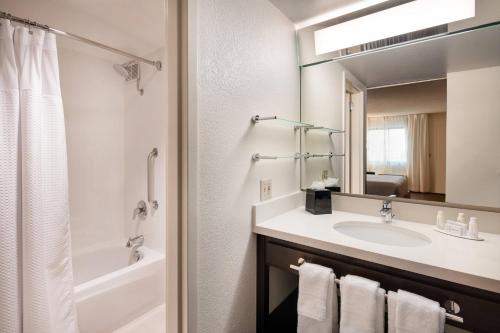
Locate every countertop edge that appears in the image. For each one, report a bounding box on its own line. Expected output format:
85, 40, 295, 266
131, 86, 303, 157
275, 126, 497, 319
253, 225, 500, 294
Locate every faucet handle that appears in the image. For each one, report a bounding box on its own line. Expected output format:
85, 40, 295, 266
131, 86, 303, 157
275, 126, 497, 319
133, 200, 148, 219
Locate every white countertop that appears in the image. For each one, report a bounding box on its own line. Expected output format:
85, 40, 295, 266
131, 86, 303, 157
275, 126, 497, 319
253, 207, 500, 293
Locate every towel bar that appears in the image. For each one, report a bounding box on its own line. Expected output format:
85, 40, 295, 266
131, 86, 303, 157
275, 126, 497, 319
290, 258, 464, 324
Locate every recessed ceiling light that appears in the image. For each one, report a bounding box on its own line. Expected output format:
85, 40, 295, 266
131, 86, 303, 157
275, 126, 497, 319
314, 0, 475, 55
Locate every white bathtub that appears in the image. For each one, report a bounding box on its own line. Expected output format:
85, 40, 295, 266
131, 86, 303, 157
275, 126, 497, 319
72, 243, 165, 333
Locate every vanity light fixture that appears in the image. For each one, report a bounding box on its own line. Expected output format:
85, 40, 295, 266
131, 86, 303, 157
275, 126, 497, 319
314, 0, 475, 55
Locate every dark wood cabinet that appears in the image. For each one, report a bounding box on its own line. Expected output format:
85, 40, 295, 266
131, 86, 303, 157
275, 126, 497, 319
257, 235, 500, 333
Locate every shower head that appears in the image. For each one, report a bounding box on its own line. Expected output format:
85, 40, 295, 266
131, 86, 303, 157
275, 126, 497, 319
113, 60, 144, 96
113, 61, 140, 81
113, 63, 130, 79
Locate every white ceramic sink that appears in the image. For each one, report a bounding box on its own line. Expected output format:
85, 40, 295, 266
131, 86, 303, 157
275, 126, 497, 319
333, 221, 431, 247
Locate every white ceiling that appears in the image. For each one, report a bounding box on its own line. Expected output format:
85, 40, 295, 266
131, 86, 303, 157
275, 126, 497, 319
269, 0, 387, 27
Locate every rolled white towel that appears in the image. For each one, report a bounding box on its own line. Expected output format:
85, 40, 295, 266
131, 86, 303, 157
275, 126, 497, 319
324, 177, 339, 187
309, 181, 325, 190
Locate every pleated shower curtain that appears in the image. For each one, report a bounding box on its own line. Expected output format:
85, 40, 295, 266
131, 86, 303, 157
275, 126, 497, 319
0, 19, 79, 333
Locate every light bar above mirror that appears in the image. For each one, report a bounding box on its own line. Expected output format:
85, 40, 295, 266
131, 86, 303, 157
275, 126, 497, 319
314, 0, 475, 55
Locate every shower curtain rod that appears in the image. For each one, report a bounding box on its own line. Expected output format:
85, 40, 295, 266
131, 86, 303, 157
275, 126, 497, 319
0, 11, 162, 71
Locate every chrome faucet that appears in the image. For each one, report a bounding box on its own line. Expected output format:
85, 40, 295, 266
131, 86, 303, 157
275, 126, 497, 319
126, 235, 144, 250
126, 235, 144, 264
380, 195, 396, 223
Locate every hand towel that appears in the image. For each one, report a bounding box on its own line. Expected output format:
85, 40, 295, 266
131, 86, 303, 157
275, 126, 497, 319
375, 288, 386, 333
298, 273, 339, 333
339, 275, 380, 333
387, 291, 398, 333
394, 290, 444, 333
297, 263, 333, 321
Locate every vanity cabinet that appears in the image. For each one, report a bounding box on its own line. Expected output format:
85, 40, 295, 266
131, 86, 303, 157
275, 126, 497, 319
257, 235, 500, 333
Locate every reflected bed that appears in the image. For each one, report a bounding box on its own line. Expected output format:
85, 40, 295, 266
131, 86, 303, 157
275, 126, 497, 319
366, 174, 410, 198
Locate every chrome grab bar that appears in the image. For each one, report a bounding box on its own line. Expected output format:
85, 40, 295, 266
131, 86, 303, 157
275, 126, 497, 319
147, 148, 159, 209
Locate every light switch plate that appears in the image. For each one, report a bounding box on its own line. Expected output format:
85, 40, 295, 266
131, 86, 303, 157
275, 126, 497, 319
322, 170, 328, 180
260, 179, 272, 201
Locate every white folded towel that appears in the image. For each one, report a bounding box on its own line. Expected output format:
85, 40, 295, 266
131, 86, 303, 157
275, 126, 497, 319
375, 288, 386, 333
297, 263, 333, 321
387, 291, 398, 333
339, 275, 381, 333
390, 290, 445, 333
298, 273, 339, 333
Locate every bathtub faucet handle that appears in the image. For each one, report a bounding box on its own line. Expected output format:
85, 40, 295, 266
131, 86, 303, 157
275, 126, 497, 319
133, 200, 148, 219
126, 235, 144, 248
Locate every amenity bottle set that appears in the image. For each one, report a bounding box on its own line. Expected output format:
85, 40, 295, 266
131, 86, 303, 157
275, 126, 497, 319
435, 211, 481, 240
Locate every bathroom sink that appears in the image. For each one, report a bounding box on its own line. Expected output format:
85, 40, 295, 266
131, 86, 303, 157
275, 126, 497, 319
333, 221, 431, 247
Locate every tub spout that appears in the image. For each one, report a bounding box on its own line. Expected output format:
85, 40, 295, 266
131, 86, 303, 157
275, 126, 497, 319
126, 235, 144, 248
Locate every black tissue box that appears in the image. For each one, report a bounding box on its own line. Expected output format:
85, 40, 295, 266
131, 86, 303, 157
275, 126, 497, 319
305, 189, 332, 215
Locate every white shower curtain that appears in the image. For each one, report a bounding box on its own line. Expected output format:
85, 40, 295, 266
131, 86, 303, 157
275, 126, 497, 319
0, 19, 79, 333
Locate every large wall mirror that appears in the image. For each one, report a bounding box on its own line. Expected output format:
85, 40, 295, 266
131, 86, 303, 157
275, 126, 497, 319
299, 11, 500, 210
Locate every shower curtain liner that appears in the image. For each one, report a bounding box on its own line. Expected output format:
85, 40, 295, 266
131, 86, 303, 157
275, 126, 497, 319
0, 19, 79, 333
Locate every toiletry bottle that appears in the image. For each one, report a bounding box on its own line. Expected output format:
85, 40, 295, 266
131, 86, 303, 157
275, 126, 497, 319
457, 212, 466, 235
468, 217, 478, 239
436, 210, 445, 230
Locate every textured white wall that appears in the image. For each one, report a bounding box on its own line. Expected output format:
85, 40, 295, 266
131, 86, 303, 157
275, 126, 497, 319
446, 66, 500, 208
192, 0, 300, 331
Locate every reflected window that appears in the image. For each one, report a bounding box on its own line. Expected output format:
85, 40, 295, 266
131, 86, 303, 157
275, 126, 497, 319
367, 116, 408, 175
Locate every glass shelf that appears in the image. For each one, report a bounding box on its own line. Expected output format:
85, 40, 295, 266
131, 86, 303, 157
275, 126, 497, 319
304, 152, 345, 159
304, 126, 344, 134
252, 115, 313, 129
252, 153, 301, 161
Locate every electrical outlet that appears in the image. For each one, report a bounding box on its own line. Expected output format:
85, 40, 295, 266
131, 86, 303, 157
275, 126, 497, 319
260, 179, 272, 201
322, 170, 328, 180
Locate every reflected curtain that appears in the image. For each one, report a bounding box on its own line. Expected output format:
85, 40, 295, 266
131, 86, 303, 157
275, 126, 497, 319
0, 19, 79, 332
367, 115, 408, 175
407, 114, 430, 192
